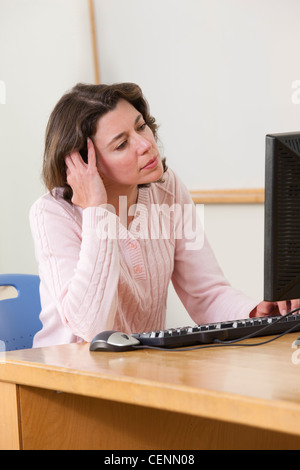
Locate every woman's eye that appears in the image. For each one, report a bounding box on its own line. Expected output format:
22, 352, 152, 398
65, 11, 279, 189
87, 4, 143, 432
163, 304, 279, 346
115, 123, 146, 150
116, 140, 127, 150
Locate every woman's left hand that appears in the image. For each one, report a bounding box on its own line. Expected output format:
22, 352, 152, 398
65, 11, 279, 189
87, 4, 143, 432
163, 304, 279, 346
250, 299, 300, 317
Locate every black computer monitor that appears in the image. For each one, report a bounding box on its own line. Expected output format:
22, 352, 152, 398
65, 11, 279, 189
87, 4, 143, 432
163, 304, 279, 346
264, 132, 300, 302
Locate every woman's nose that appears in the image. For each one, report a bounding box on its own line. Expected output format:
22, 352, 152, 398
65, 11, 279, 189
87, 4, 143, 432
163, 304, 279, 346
136, 135, 152, 155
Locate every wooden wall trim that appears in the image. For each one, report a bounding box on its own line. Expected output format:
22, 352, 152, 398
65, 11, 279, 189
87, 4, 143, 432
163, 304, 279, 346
88, 0, 100, 84
190, 188, 265, 204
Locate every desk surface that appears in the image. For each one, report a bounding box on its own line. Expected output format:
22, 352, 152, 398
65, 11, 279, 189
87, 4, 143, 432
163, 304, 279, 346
1, 333, 300, 438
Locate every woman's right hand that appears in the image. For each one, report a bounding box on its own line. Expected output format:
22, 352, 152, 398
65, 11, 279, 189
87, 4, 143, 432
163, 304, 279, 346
65, 138, 107, 209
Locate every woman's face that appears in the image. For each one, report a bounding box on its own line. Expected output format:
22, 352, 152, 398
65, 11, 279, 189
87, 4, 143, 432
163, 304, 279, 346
92, 99, 163, 188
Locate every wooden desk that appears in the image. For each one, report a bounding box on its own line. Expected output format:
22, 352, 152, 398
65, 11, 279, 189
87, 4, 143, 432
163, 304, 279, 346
1, 333, 300, 450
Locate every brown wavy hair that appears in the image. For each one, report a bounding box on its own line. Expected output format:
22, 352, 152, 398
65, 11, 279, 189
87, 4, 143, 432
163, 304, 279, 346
42, 82, 167, 202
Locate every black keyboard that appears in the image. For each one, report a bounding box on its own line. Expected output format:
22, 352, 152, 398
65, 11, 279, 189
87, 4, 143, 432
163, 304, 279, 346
132, 313, 300, 349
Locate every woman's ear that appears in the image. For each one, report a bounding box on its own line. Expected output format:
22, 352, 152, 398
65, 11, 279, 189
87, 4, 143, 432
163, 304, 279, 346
79, 139, 89, 164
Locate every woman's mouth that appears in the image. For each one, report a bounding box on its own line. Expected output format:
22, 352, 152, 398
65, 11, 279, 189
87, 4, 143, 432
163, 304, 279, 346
141, 156, 158, 170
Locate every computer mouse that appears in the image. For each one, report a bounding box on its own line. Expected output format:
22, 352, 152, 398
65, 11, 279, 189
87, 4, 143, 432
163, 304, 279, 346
89, 330, 141, 352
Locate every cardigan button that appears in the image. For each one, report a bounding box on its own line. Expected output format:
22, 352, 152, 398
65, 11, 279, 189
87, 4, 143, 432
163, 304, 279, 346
133, 265, 143, 275
129, 241, 138, 250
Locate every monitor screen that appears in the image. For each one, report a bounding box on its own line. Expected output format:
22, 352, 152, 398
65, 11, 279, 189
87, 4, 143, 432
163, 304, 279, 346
264, 132, 300, 302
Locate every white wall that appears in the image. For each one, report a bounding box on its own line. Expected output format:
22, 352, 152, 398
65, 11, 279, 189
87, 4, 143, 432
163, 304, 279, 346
94, 0, 300, 190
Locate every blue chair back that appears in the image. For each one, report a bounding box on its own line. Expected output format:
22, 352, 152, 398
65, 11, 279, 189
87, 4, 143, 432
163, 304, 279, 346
0, 274, 42, 351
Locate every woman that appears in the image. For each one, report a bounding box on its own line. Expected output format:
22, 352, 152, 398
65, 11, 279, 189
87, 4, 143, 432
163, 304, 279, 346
30, 82, 297, 348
